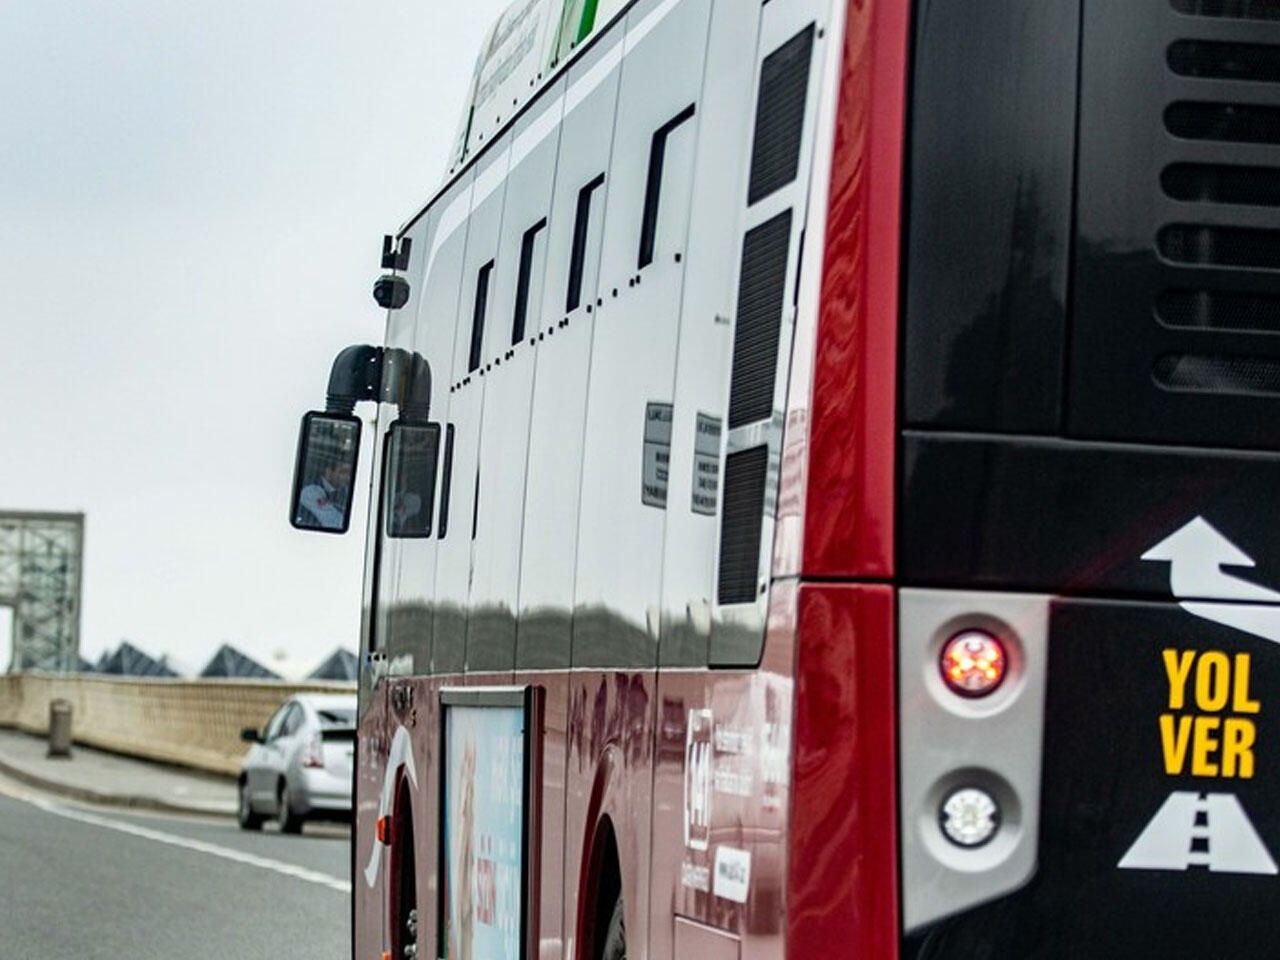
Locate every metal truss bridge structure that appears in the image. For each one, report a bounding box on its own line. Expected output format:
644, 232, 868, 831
0, 512, 84, 672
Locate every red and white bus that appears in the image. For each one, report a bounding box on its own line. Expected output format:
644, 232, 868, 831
290, 0, 1280, 957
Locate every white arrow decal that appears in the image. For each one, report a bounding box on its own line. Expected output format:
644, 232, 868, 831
1142, 516, 1280, 643
1142, 517, 1280, 603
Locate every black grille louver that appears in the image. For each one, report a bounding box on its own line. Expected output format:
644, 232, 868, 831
1161, 163, 1280, 206
1154, 353, 1280, 394
1068, 3, 1280, 447
1159, 224, 1280, 269
1170, 0, 1280, 20
727, 210, 793, 429
1165, 101, 1280, 143
1156, 29, 1280, 401
1157, 288, 1280, 330
747, 25, 815, 206
1167, 40, 1280, 81
716, 445, 768, 605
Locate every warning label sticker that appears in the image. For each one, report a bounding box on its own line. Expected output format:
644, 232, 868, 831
691, 413, 721, 516
642, 402, 673, 509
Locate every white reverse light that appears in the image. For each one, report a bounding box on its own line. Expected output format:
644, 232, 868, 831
940, 787, 1000, 848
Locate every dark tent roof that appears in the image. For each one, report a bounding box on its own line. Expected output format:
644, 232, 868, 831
199, 644, 280, 680
96, 641, 178, 678
308, 648, 358, 681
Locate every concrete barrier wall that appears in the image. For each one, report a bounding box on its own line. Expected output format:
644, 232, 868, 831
0, 673, 355, 777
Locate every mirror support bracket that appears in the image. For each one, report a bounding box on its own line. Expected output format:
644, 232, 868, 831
323, 345, 432, 420
325, 345, 383, 415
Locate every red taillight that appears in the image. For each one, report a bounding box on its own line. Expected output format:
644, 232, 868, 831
940, 630, 1007, 697
303, 733, 325, 768
377, 815, 392, 845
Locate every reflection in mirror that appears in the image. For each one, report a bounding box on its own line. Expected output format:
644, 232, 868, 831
385, 421, 441, 539
290, 412, 362, 533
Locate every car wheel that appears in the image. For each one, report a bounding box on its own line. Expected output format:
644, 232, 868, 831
600, 892, 626, 960
237, 779, 263, 831
278, 780, 304, 834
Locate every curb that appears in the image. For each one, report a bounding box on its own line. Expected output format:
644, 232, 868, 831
0, 753, 236, 818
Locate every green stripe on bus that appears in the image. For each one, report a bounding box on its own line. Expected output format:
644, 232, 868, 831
577, 0, 599, 42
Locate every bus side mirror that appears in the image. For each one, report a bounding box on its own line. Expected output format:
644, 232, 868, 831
290, 411, 362, 534
384, 420, 441, 538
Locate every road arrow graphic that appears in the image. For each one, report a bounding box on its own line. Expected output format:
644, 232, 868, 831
1119, 791, 1278, 875
1142, 516, 1280, 644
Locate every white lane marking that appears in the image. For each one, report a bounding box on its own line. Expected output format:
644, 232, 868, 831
27, 796, 351, 893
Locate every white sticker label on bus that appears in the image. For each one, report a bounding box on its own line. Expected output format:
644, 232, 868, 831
713, 846, 752, 903
1119, 792, 1277, 875
680, 860, 710, 893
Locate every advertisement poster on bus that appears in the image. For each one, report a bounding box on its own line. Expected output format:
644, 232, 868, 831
442, 694, 528, 960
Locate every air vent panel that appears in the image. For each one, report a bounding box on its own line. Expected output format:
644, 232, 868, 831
727, 210, 793, 429
747, 25, 815, 206
1068, 1, 1280, 448
716, 445, 768, 606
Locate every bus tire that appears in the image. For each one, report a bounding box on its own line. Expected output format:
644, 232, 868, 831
600, 892, 626, 960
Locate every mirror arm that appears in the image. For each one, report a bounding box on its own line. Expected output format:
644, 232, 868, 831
383, 348, 433, 421
321, 344, 433, 420
325, 344, 384, 415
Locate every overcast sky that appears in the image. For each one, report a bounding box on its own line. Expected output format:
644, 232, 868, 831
0, 0, 511, 674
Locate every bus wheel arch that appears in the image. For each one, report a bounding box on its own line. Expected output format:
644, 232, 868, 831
388, 774, 418, 960
580, 815, 624, 960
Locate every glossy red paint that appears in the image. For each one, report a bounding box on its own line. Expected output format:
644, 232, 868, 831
788, 583, 898, 960
650, 581, 797, 960
563, 670, 656, 960
355, 684, 393, 960
802, 0, 909, 580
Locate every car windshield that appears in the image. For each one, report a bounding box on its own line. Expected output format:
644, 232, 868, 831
316, 708, 356, 728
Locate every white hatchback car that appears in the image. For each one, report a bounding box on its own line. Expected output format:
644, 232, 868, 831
237, 693, 356, 833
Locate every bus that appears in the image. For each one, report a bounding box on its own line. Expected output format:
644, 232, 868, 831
288, 0, 1280, 957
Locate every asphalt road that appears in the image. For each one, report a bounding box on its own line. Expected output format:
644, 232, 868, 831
0, 784, 351, 960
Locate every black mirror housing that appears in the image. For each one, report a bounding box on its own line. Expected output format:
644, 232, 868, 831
290, 411, 362, 534
384, 420, 442, 539
240, 727, 262, 744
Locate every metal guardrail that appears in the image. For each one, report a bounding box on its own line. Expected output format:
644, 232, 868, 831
0, 673, 355, 776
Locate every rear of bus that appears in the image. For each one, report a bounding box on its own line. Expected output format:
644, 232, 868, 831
798, 1, 1280, 957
